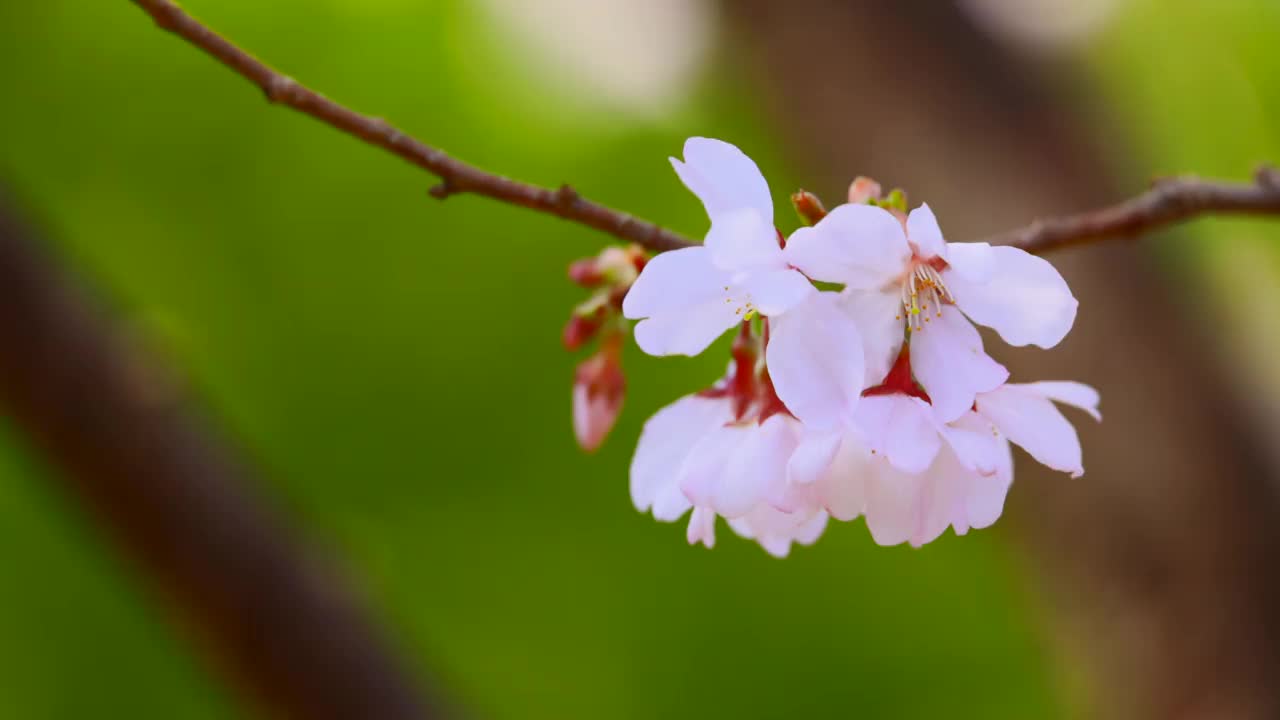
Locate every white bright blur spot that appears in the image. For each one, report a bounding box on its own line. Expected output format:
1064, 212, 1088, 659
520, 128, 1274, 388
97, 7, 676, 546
478, 0, 716, 118
960, 0, 1125, 53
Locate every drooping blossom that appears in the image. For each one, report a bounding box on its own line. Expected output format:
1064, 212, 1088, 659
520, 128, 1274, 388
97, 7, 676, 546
622, 137, 816, 356
629, 325, 831, 557
849, 379, 1099, 547
766, 339, 1099, 546
630, 392, 832, 558
785, 202, 1076, 421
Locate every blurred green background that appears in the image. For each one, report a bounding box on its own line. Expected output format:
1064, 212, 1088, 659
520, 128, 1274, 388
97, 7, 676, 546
0, 1, 1275, 718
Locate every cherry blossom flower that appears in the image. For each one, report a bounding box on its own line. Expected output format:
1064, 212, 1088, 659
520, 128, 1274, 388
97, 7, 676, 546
785, 202, 1077, 421
629, 392, 830, 557
856, 440, 1014, 548
622, 137, 816, 356
629, 325, 832, 557
851, 380, 1099, 546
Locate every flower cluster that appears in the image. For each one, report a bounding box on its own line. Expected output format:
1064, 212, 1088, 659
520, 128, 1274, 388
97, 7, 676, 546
623, 137, 1099, 556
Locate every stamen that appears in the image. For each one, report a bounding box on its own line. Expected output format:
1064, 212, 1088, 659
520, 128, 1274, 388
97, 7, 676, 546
901, 263, 952, 331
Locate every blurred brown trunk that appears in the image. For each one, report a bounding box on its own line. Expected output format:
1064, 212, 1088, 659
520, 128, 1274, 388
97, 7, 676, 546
726, 2, 1280, 718
0, 190, 446, 720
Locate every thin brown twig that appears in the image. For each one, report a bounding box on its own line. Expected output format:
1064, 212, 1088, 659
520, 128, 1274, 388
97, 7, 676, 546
129, 0, 693, 253
980, 165, 1280, 251
131, 0, 1280, 259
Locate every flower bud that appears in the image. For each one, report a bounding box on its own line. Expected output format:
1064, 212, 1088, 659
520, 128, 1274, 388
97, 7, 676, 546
791, 190, 828, 226
572, 337, 625, 452
562, 307, 605, 351
847, 176, 883, 204
569, 246, 646, 289
568, 258, 605, 288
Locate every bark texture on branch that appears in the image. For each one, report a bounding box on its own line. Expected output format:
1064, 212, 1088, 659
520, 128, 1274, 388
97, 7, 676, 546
129, 0, 1280, 260
0, 191, 444, 719
130, 0, 693, 254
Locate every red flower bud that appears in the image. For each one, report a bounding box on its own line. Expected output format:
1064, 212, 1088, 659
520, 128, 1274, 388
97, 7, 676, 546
572, 338, 625, 452
791, 190, 828, 226
562, 310, 604, 351
568, 258, 605, 288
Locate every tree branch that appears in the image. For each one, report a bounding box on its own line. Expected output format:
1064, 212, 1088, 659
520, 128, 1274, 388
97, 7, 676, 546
129, 0, 1280, 257
979, 165, 1280, 251
129, 0, 694, 254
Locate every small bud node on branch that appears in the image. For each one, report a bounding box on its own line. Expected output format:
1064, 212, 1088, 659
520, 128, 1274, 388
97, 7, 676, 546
264, 75, 300, 104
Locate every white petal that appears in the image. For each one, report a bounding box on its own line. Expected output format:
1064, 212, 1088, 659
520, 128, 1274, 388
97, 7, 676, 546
945, 243, 1078, 349
632, 296, 743, 357
728, 504, 828, 558
718, 416, 796, 518
910, 306, 1009, 423
622, 246, 728, 321
977, 385, 1084, 477
909, 467, 956, 548
782, 204, 911, 289
630, 395, 732, 519
1021, 381, 1101, 421
863, 461, 926, 546
686, 507, 717, 548
703, 208, 782, 273
793, 511, 830, 546
906, 203, 947, 260
678, 425, 745, 511
741, 268, 814, 316
964, 438, 1013, 530
623, 247, 740, 355
936, 410, 1003, 477
681, 418, 795, 519
767, 293, 865, 430
839, 289, 906, 387
855, 395, 941, 474
670, 137, 774, 223
787, 430, 843, 486
812, 430, 871, 521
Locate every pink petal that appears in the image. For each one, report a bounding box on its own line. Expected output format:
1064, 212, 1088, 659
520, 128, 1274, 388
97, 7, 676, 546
910, 305, 1009, 423
670, 137, 774, 224
863, 461, 926, 547
906, 203, 948, 260
728, 505, 828, 558
630, 395, 732, 520
945, 242, 1078, 349
813, 431, 871, 521
964, 438, 1013, 530
787, 430, 843, 486
678, 425, 745, 511
855, 395, 941, 475
839, 289, 906, 387
1020, 381, 1101, 421
686, 507, 717, 548
741, 268, 815, 316
782, 204, 911, 289
717, 416, 796, 518
767, 293, 865, 430
680, 417, 796, 519
977, 385, 1084, 477
936, 411, 1003, 476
